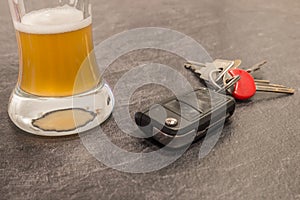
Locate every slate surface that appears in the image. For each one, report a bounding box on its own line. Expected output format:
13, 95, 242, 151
0, 0, 299, 199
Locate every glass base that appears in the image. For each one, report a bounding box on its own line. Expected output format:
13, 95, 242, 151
8, 83, 114, 136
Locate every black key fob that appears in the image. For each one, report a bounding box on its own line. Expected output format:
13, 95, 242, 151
135, 87, 236, 148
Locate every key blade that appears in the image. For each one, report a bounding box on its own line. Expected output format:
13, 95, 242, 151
254, 79, 270, 84
184, 62, 195, 70
256, 85, 295, 94
193, 69, 203, 76
246, 60, 267, 73
185, 61, 206, 68
184, 62, 206, 72
184, 61, 212, 82
255, 82, 288, 88
184, 64, 192, 69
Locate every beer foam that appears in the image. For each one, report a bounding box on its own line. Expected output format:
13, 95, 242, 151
14, 5, 91, 34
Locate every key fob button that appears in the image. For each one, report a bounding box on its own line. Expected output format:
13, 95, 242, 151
165, 118, 178, 127
164, 100, 201, 121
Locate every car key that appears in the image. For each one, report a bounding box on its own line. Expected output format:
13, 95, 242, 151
185, 60, 234, 90
184, 61, 219, 82
185, 59, 237, 81
135, 87, 236, 148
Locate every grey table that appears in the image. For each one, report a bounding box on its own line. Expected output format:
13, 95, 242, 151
1, 0, 299, 199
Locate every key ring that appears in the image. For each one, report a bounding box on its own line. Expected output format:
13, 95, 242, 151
209, 69, 223, 90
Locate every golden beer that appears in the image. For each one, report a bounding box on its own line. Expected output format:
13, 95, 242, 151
15, 6, 100, 97
8, 2, 114, 136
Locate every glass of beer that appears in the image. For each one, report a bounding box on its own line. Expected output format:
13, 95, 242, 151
8, 0, 114, 136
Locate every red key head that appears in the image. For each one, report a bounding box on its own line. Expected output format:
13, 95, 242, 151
228, 69, 256, 100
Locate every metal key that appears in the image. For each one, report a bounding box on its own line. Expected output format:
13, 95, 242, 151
246, 60, 267, 73
243, 60, 269, 86
243, 60, 294, 94
255, 81, 295, 94
185, 59, 238, 88
228, 68, 295, 100
184, 61, 206, 73
185, 61, 221, 83
255, 80, 287, 88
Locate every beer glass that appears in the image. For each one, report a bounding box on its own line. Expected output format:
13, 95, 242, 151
8, 0, 114, 136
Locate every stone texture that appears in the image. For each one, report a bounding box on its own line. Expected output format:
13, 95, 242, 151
0, 0, 300, 199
